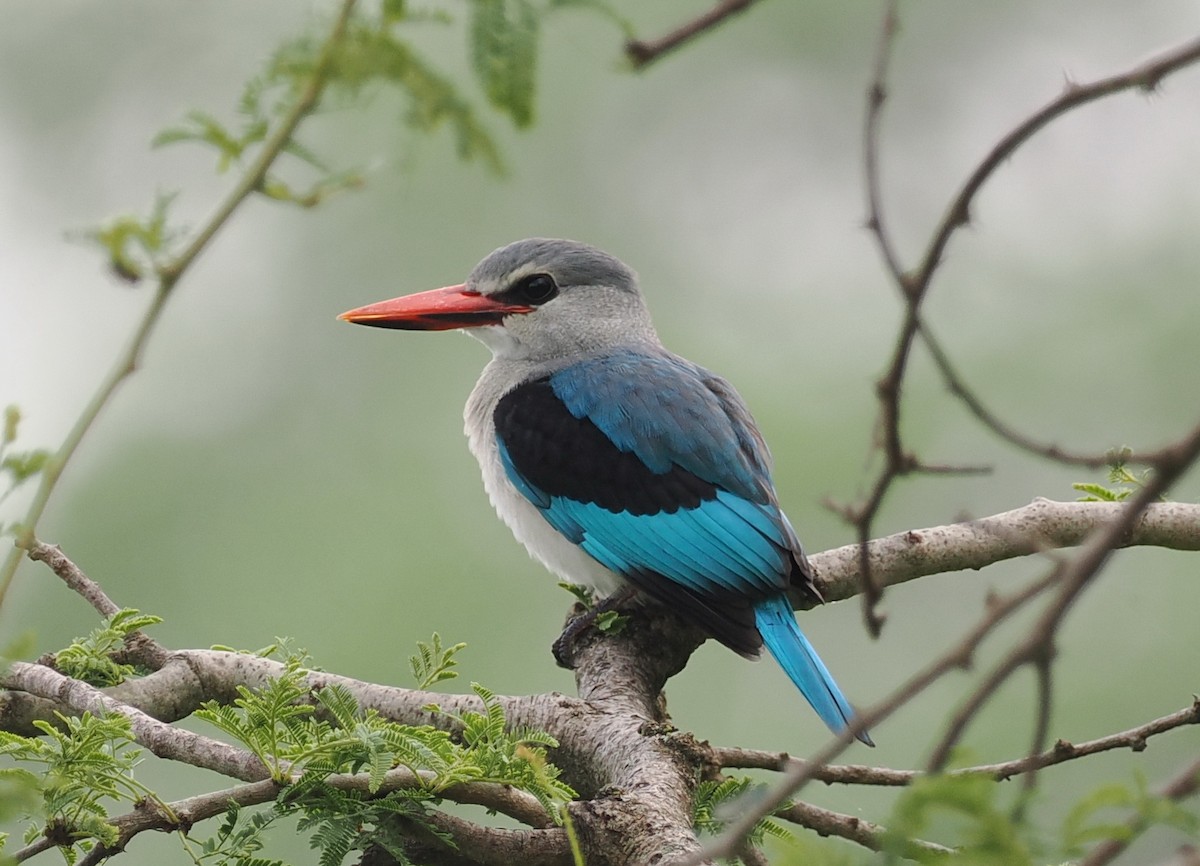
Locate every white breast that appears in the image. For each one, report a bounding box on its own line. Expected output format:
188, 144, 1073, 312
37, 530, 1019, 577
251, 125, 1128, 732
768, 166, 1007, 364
464, 357, 626, 597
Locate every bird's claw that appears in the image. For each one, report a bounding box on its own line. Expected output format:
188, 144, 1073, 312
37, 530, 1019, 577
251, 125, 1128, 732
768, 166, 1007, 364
551, 586, 636, 669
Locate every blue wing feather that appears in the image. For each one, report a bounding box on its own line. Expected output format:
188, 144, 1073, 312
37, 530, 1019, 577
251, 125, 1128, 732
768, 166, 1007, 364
494, 349, 871, 743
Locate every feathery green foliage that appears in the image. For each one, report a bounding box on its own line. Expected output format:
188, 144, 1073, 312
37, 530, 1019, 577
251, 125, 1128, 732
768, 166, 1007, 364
435, 682, 575, 817
82, 191, 180, 283
1073, 459, 1155, 502
153, 0, 550, 198
187, 653, 574, 864
409, 632, 467, 690
693, 776, 792, 857
0, 711, 167, 860
54, 609, 163, 687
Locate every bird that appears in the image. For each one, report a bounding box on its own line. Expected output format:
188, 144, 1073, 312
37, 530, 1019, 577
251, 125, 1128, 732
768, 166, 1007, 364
339, 238, 872, 745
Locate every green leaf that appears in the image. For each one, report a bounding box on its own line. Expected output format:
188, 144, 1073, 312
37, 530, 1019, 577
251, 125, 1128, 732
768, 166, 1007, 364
694, 777, 793, 850
558, 581, 597, 607
1062, 774, 1199, 858
327, 22, 505, 173
55, 608, 163, 687
1, 450, 50, 486
80, 192, 179, 283
882, 771, 1033, 864
469, 0, 539, 128
594, 609, 627, 634
1072, 482, 1121, 502
0, 711, 158, 857
548, 0, 636, 39
2, 405, 20, 446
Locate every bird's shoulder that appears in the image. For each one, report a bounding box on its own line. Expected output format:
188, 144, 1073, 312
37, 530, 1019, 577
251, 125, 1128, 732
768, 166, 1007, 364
493, 348, 771, 504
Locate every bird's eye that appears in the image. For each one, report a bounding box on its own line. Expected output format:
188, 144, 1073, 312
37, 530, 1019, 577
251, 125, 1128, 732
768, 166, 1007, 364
512, 273, 558, 305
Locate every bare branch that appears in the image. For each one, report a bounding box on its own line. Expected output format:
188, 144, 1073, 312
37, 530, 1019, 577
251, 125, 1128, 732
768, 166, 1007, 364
625, 0, 763, 69
27, 542, 119, 618
406, 810, 570, 866
926, 421, 1200, 771
918, 323, 1174, 468
912, 33, 1200, 293
777, 799, 953, 858
25, 541, 169, 670
687, 569, 1059, 865
714, 699, 1200, 786
1, 661, 269, 782
863, 0, 905, 287
848, 4, 1200, 635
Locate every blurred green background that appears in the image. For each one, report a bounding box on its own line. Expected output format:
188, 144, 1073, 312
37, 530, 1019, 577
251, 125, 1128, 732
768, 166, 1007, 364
2, 1, 1198, 862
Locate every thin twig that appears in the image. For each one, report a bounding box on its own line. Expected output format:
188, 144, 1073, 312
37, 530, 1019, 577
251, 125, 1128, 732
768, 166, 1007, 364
776, 799, 953, 858
25, 540, 172, 672
713, 699, 1200, 786
684, 569, 1060, 865
1018, 653, 1054, 806
625, 0, 764, 69
925, 420, 1200, 771
0, 0, 359, 612
26, 541, 119, 618
863, 0, 905, 288
848, 4, 1200, 636
919, 322, 1171, 468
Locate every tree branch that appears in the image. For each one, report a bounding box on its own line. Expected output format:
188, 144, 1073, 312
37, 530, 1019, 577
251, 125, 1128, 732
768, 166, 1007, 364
926, 421, 1200, 771
810, 499, 1200, 605
714, 699, 1200, 785
396, 810, 570, 866
625, 0, 763, 69
58, 766, 559, 865
1, 661, 269, 782
851, 2, 1200, 634
918, 323, 1174, 468
776, 799, 953, 858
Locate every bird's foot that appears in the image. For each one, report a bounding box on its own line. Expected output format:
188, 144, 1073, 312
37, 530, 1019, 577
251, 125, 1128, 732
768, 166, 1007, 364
552, 586, 636, 669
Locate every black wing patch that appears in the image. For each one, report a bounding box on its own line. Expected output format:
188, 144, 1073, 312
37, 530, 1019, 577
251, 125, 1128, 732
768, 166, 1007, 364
493, 377, 718, 516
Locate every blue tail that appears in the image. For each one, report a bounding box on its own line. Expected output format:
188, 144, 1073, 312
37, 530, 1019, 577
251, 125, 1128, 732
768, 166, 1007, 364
754, 595, 874, 746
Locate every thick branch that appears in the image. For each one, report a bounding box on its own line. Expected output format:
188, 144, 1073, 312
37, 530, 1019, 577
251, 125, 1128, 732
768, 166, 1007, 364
1, 661, 268, 782
809, 499, 1200, 605
397, 811, 570, 866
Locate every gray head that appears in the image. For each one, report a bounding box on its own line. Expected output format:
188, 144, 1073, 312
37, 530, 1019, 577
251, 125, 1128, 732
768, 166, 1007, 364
464, 238, 658, 361
340, 238, 661, 363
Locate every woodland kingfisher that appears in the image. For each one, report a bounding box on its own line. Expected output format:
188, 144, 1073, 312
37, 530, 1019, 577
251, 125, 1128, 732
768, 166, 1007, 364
340, 238, 872, 745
